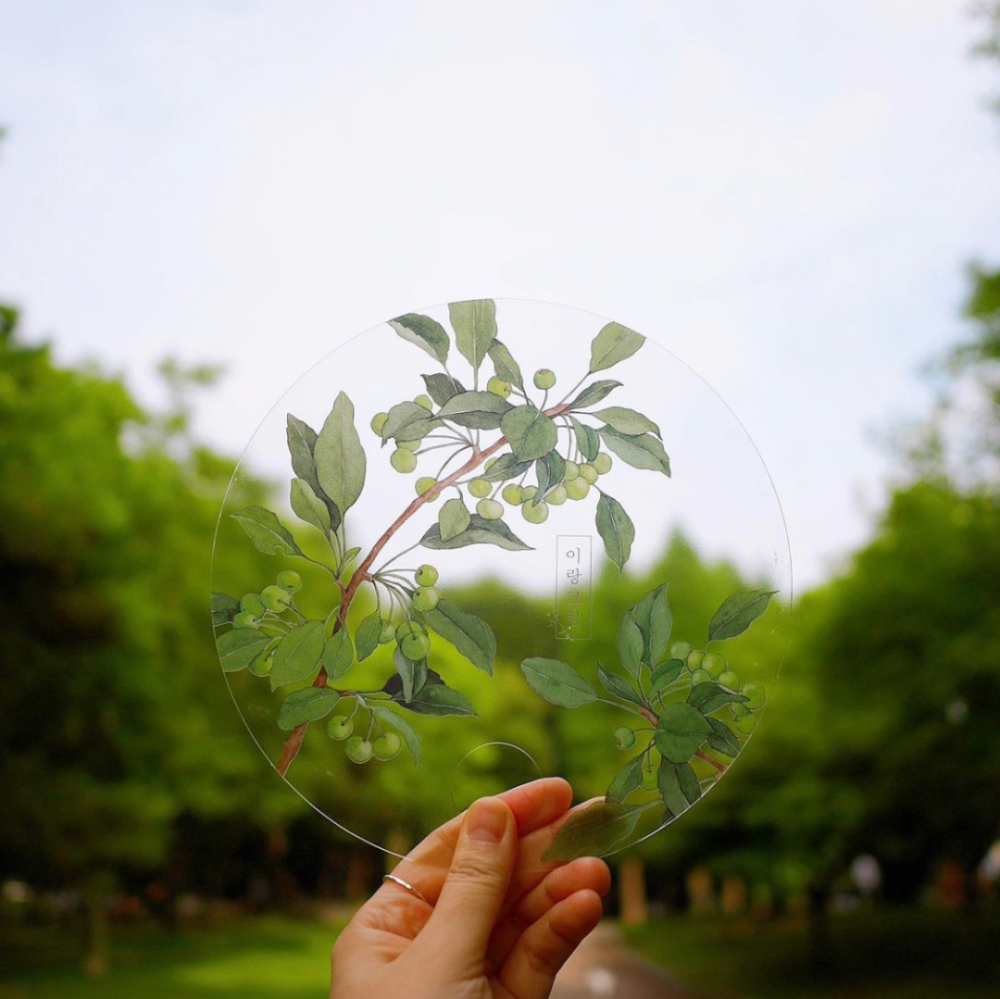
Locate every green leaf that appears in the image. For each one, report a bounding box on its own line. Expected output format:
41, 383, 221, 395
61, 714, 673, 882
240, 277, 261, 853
631, 585, 672, 665
389, 313, 450, 365
687, 682, 749, 715
606, 756, 645, 803
290, 477, 331, 533
593, 406, 662, 438
598, 663, 643, 706
536, 450, 566, 499
216, 628, 272, 672
381, 401, 436, 443
617, 614, 644, 681
654, 703, 711, 764
395, 682, 476, 717
286, 414, 341, 530
438, 497, 471, 542
422, 372, 466, 406
567, 379, 623, 410
520, 657, 598, 708
488, 338, 524, 388
211, 592, 240, 627
658, 759, 702, 817
598, 427, 671, 476
270, 620, 326, 689
368, 705, 422, 766
422, 599, 496, 675
589, 321, 645, 373
501, 405, 558, 461
707, 589, 778, 643
383, 666, 442, 699
449, 299, 497, 372
569, 416, 601, 461
481, 453, 532, 482
355, 611, 382, 662
231, 506, 303, 557
277, 687, 341, 730
315, 392, 366, 515
706, 717, 740, 757
420, 514, 533, 552
595, 493, 634, 570
321, 628, 354, 680
542, 801, 641, 861
649, 659, 685, 696
392, 646, 426, 702
437, 390, 512, 430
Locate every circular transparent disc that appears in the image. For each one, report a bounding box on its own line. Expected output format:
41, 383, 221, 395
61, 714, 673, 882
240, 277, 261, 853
211, 299, 791, 862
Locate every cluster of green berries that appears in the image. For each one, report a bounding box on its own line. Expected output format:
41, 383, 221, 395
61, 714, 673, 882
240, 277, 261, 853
327, 710, 402, 764
671, 642, 766, 733
233, 570, 302, 633
370, 394, 436, 476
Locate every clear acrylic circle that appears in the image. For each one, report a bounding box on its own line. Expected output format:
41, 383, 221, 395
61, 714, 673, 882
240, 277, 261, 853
211, 298, 791, 861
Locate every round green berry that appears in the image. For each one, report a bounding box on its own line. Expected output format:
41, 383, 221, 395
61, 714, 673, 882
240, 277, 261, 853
718, 670, 740, 690
276, 570, 302, 594
327, 715, 354, 741
345, 735, 374, 763
533, 368, 556, 390
373, 732, 402, 761
395, 620, 425, 643
640, 765, 659, 791
522, 500, 549, 524
593, 452, 613, 474
579, 463, 599, 484
379, 621, 396, 645
690, 668, 712, 686
702, 652, 726, 677
614, 726, 636, 750
416, 476, 438, 500
686, 650, 705, 670
391, 448, 417, 473
487, 376, 511, 398
249, 653, 273, 677
547, 484, 568, 506
502, 483, 524, 505
233, 611, 259, 630
742, 682, 766, 710
477, 498, 504, 520
398, 438, 421, 451
671, 641, 692, 660
414, 564, 439, 587
521, 485, 537, 503
734, 713, 758, 735
240, 592, 266, 616
412, 586, 440, 612
469, 478, 491, 498
730, 702, 750, 718
415, 394, 434, 411
564, 461, 580, 481
401, 632, 431, 660
370, 412, 389, 435
566, 477, 591, 501
261, 584, 291, 612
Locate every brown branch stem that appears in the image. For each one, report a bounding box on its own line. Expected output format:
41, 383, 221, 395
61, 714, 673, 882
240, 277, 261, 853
275, 401, 571, 778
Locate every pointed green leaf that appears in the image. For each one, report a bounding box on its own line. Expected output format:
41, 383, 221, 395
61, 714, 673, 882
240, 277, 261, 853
420, 514, 533, 552
270, 620, 326, 689
688, 681, 749, 715
520, 657, 597, 708
422, 372, 466, 406
658, 759, 702, 817
369, 705, 422, 766
286, 414, 341, 530
449, 299, 497, 371
211, 592, 240, 627
392, 646, 427, 702
290, 477, 331, 533
481, 453, 532, 482
536, 450, 566, 499
216, 628, 272, 672
437, 390, 512, 430
589, 321, 645, 373
631, 584, 672, 665
355, 611, 382, 662
232, 506, 303, 557
501, 405, 558, 461
383, 666, 442, 699
617, 615, 644, 681
422, 599, 496, 675
706, 717, 740, 757
567, 379, 623, 410
569, 416, 601, 461
381, 401, 436, 443
593, 406, 662, 438
542, 801, 641, 861
606, 755, 645, 803
598, 663, 643, 706
315, 392, 366, 515
598, 427, 671, 476
277, 687, 341, 730
654, 703, 711, 764
394, 682, 476, 716
321, 627, 354, 680
488, 338, 524, 388
389, 313, 450, 365
707, 589, 778, 643
438, 497, 471, 542
650, 659, 685, 696
595, 493, 634, 570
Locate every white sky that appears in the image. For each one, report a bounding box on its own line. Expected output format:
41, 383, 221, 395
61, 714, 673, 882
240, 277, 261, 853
3, 0, 1000, 588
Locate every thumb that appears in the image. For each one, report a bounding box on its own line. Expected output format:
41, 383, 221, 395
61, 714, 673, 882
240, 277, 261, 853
416, 796, 516, 968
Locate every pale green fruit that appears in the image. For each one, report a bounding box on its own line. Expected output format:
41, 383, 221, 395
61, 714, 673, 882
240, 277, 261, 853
640, 765, 659, 791
240, 593, 266, 616
398, 438, 421, 451
502, 483, 524, 505
233, 611, 260, 630
522, 500, 549, 524
469, 478, 491, 498
718, 670, 741, 690
594, 452, 613, 474
614, 727, 636, 750
373, 733, 402, 761
731, 703, 751, 718
391, 448, 417, 473
563, 461, 580, 481
276, 570, 302, 593
487, 376, 511, 398
521, 485, 538, 502
734, 713, 757, 735
261, 584, 291, 612
671, 641, 692, 660
415, 476, 438, 500
547, 484, 568, 506
702, 652, 726, 677
415, 394, 434, 411
401, 633, 431, 660
477, 498, 504, 520
249, 653, 273, 677
689, 668, 712, 686
371, 412, 389, 435
327, 715, 353, 741
345, 735, 374, 763
533, 368, 556, 390
395, 620, 426, 643
579, 464, 599, 484
412, 586, 440, 612
566, 477, 591, 501
379, 622, 396, 645
686, 650, 705, 670
742, 683, 766, 710
414, 564, 439, 586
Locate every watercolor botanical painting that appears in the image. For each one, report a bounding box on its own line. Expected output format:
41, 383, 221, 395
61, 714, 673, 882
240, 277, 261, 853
212, 299, 789, 859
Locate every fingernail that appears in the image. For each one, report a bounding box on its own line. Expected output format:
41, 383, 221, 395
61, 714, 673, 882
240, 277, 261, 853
467, 798, 507, 843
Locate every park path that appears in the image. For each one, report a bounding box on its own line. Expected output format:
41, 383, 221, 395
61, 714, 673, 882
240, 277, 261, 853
550, 922, 704, 999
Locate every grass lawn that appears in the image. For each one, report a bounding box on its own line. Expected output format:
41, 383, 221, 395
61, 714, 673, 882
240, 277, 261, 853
625, 906, 1000, 999
0, 916, 345, 999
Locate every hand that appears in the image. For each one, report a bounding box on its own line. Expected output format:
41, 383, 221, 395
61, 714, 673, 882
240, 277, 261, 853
330, 778, 610, 999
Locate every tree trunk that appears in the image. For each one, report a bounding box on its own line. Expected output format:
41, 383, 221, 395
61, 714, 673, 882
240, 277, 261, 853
82, 887, 110, 977
806, 883, 832, 971
618, 858, 648, 925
